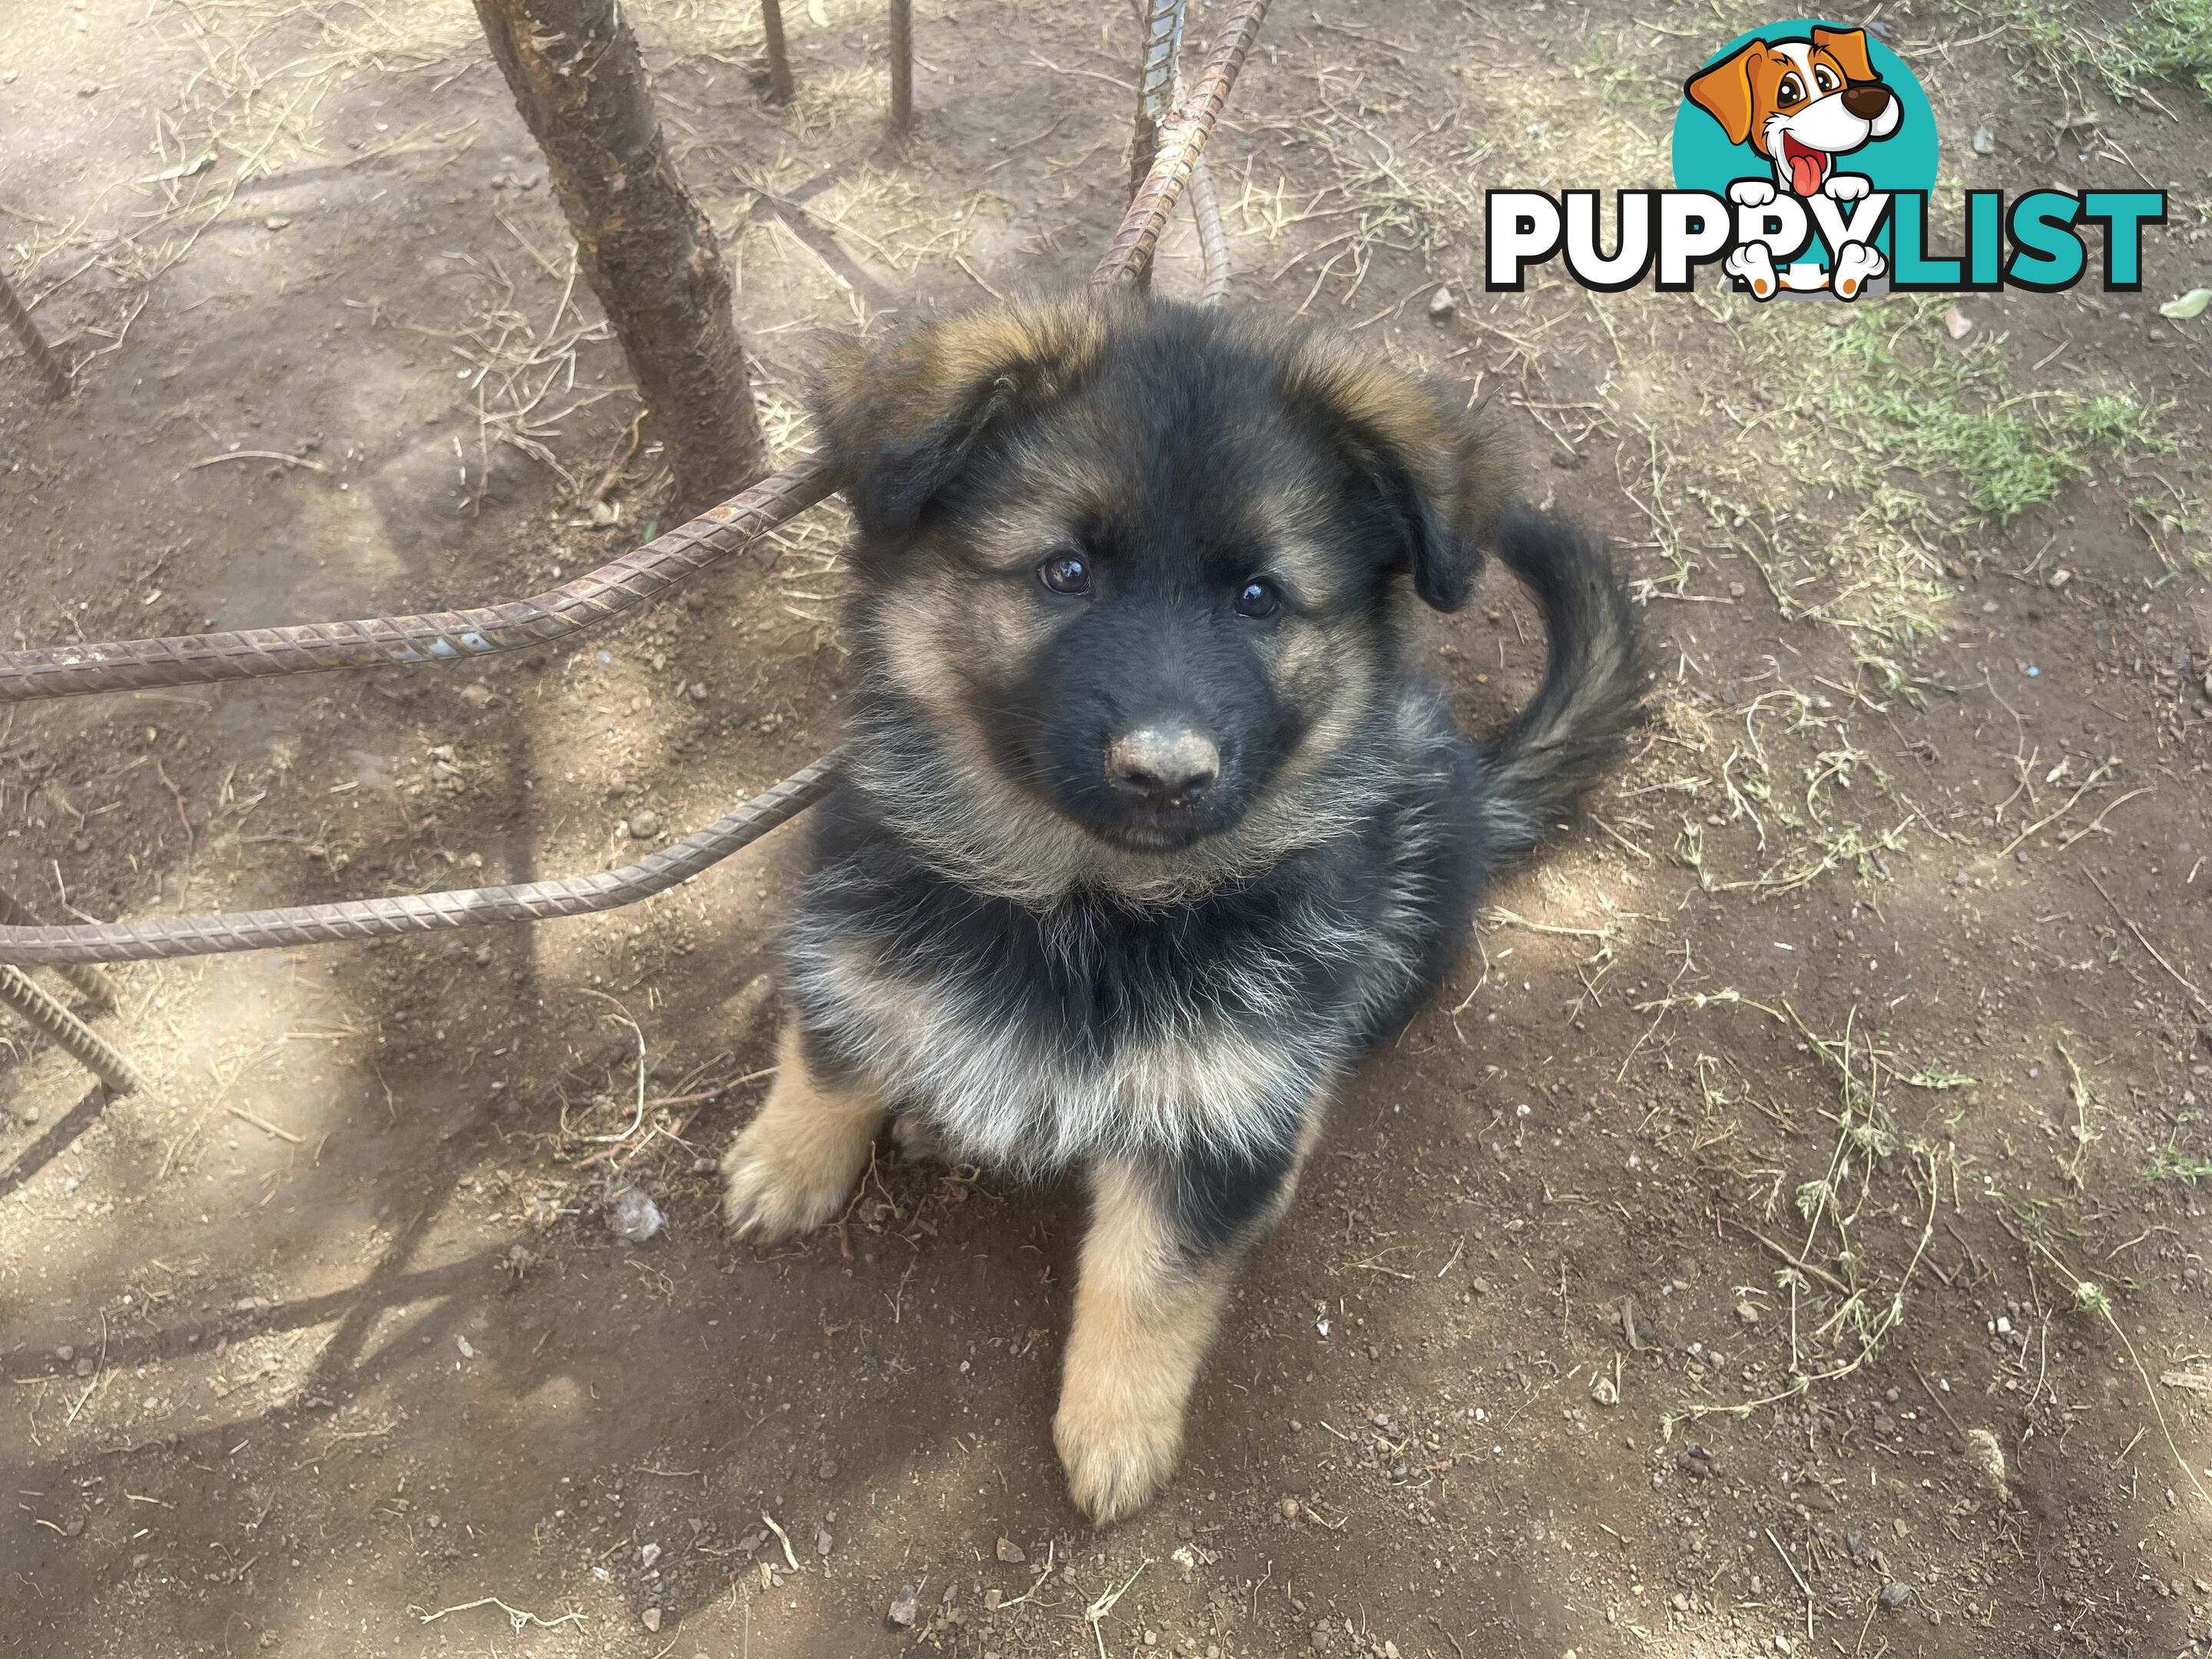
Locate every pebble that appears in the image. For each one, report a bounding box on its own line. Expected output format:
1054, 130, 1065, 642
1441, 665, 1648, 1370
815, 1525, 834, 1558
1735, 1300, 1761, 1326
887, 1585, 921, 1629
641, 1608, 661, 1631
1879, 1582, 1911, 1609
817, 1459, 839, 1480
996, 1536, 1026, 1563
639, 1542, 661, 1568
1427, 286, 1456, 320
628, 810, 662, 839
1972, 125, 1995, 154
608, 1185, 664, 1243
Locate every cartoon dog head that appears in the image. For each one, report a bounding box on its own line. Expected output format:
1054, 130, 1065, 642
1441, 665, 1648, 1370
1686, 27, 1900, 197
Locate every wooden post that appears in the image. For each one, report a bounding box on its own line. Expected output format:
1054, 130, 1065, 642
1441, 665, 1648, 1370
475, 0, 771, 516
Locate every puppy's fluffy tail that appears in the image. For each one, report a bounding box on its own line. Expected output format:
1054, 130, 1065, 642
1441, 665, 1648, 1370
1475, 507, 1645, 862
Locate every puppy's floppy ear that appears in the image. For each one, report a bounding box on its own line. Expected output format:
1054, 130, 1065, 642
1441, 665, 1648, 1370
812, 293, 1112, 540
1281, 335, 1518, 614
1686, 41, 1763, 146
1810, 26, 1876, 82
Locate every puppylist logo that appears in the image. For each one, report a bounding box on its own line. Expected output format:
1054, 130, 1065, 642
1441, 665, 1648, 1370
1486, 20, 2168, 300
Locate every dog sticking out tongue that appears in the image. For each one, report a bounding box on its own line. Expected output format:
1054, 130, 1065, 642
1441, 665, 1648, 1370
1780, 134, 1828, 195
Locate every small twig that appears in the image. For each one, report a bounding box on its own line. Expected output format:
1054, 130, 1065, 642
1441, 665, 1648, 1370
1909, 1363, 1967, 1438
413, 1596, 584, 1633
759, 1511, 800, 1572
2085, 870, 2210, 1016
1719, 1217, 1851, 1295
1764, 1527, 1815, 1642
188, 450, 329, 473
228, 1105, 303, 1145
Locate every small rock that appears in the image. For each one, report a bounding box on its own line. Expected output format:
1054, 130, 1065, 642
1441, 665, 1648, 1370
887, 1585, 921, 1629
74, 1356, 96, 1377
1427, 286, 1456, 320
608, 1185, 664, 1243
817, 1459, 839, 1480
459, 682, 495, 708
264, 216, 292, 231
814, 1525, 833, 1558
628, 810, 662, 839
54, 1346, 73, 1364
2047, 568, 2071, 590
1671, 1592, 1690, 1613
1945, 306, 1973, 340
1972, 125, 1995, 154
1590, 1375, 1618, 1406
1735, 1300, 1762, 1326
641, 1608, 661, 1631
1879, 1582, 1911, 1609
78, 80, 100, 96
640, 1542, 662, 1568
996, 1536, 1026, 1563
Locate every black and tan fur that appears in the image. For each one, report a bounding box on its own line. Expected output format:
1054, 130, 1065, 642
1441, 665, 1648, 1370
721, 291, 1643, 1522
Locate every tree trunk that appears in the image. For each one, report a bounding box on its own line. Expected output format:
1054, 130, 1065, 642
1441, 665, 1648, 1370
475, 0, 770, 517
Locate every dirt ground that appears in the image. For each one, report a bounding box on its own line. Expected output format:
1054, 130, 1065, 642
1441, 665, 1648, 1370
3, 1, 2210, 1655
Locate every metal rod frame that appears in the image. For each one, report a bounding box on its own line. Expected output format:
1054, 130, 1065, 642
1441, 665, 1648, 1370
0, 965, 138, 1092
1, 263, 71, 401
0, 0, 1267, 980
888, 0, 913, 128
760, 0, 794, 103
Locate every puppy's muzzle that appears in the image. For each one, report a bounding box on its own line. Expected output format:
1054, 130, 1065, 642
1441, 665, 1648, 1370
1107, 722, 1221, 810
1842, 82, 1894, 121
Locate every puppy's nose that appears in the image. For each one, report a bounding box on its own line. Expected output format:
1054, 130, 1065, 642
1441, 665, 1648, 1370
1106, 722, 1220, 808
1842, 82, 1893, 120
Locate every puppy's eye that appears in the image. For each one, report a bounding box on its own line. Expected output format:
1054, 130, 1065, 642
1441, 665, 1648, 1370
1778, 73, 1804, 104
1814, 65, 1839, 93
1037, 553, 1091, 596
1233, 578, 1283, 619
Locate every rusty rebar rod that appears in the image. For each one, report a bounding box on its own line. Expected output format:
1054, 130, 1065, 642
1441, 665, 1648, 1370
1, 263, 71, 401
0, 889, 114, 1007
0, 456, 833, 703
0, 755, 839, 967
0, 965, 140, 1091
887, 0, 912, 128
1190, 155, 1230, 305
1095, 0, 1263, 290
0, 1, 1270, 972
760, 0, 794, 102
1127, 0, 1187, 211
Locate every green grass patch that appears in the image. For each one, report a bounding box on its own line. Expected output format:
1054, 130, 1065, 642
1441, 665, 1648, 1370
1814, 306, 2174, 525
2127, 0, 2212, 104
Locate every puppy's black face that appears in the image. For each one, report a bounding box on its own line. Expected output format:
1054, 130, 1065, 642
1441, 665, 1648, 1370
816, 295, 1513, 869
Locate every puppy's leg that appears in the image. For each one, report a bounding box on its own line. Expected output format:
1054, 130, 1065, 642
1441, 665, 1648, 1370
1055, 1123, 1319, 1524
721, 1019, 886, 1240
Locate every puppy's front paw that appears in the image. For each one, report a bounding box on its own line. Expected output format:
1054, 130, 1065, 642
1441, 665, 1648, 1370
1724, 242, 1780, 300
720, 1119, 864, 1241
1832, 240, 1886, 299
1727, 178, 1777, 208
1055, 1394, 1183, 1525
1824, 172, 1872, 203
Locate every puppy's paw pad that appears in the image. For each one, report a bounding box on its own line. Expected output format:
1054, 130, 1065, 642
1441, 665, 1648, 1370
720, 1137, 852, 1241
1055, 1406, 1181, 1525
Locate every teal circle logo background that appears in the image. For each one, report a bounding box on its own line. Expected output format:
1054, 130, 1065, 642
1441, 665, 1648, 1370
1671, 20, 1939, 255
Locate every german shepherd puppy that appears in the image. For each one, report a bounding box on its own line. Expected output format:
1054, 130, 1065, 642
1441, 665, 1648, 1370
721, 291, 1641, 1522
